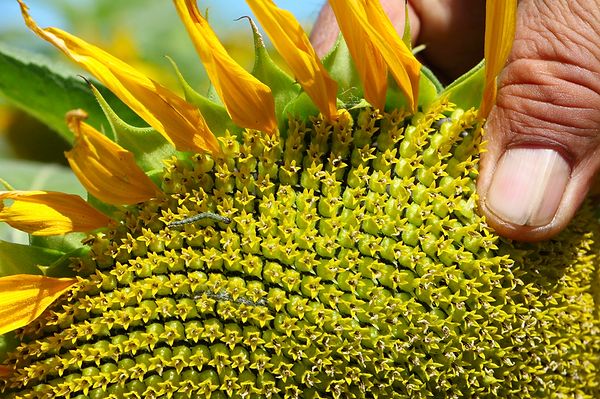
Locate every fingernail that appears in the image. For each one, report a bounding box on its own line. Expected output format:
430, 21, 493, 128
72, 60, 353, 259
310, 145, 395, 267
485, 148, 570, 227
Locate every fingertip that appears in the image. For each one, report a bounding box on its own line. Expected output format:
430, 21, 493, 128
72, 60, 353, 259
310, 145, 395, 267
478, 121, 595, 242
309, 4, 339, 58
480, 182, 589, 243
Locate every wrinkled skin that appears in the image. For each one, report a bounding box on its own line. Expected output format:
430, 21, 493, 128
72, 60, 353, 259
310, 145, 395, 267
311, 0, 600, 242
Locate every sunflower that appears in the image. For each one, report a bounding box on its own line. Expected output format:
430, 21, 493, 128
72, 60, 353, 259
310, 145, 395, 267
0, 0, 599, 398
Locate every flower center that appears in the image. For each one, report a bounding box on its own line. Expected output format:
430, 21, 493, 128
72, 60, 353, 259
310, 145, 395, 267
3, 103, 598, 398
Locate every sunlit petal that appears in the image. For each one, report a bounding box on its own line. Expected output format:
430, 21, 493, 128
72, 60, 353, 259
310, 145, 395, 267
0, 191, 111, 235
174, 0, 277, 135
329, 0, 387, 110
65, 110, 163, 205
341, 0, 420, 112
246, 0, 338, 120
18, 0, 220, 154
0, 274, 76, 335
479, 0, 517, 118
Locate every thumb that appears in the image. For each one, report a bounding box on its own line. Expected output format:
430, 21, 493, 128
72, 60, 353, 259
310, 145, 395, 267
478, 0, 600, 242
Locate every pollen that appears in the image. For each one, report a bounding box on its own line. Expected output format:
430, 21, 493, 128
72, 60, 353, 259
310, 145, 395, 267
2, 100, 599, 398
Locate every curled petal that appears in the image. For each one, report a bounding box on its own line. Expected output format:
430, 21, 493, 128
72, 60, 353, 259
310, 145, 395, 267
0, 191, 111, 235
329, 0, 388, 110
65, 110, 163, 205
174, 0, 277, 135
0, 275, 76, 335
342, 0, 420, 112
246, 0, 338, 120
479, 0, 517, 118
18, 0, 220, 154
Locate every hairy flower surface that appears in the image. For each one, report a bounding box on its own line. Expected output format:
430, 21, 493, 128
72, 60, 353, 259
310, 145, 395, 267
1, 1, 599, 398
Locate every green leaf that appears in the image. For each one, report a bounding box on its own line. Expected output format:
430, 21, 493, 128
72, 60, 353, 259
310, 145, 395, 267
0, 44, 143, 142
0, 159, 86, 245
0, 240, 64, 277
440, 60, 485, 110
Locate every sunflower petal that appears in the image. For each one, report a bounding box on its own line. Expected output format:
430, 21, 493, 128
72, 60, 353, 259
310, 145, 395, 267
329, 0, 387, 110
0, 274, 76, 335
174, 0, 277, 135
335, 0, 420, 112
64, 110, 162, 205
479, 0, 517, 118
246, 0, 338, 120
0, 191, 111, 235
18, 0, 220, 155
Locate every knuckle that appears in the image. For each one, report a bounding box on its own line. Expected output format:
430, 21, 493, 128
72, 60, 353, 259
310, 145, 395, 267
492, 0, 600, 163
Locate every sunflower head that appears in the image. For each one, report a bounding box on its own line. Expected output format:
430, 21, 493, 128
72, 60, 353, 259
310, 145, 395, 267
1, 1, 599, 398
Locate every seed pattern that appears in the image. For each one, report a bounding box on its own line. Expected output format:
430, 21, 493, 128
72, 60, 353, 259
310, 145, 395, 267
1, 101, 599, 398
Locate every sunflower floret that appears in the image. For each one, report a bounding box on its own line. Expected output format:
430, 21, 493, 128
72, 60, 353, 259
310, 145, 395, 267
1, 100, 599, 398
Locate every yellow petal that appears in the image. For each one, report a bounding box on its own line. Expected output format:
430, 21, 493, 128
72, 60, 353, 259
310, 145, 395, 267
174, 0, 277, 135
479, 0, 517, 119
18, 0, 220, 155
0, 191, 111, 235
64, 110, 162, 205
246, 0, 338, 120
345, 0, 421, 113
329, 0, 387, 111
0, 274, 76, 335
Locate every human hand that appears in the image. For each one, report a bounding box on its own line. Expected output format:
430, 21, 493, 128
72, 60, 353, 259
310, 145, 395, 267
311, 0, 600, 242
